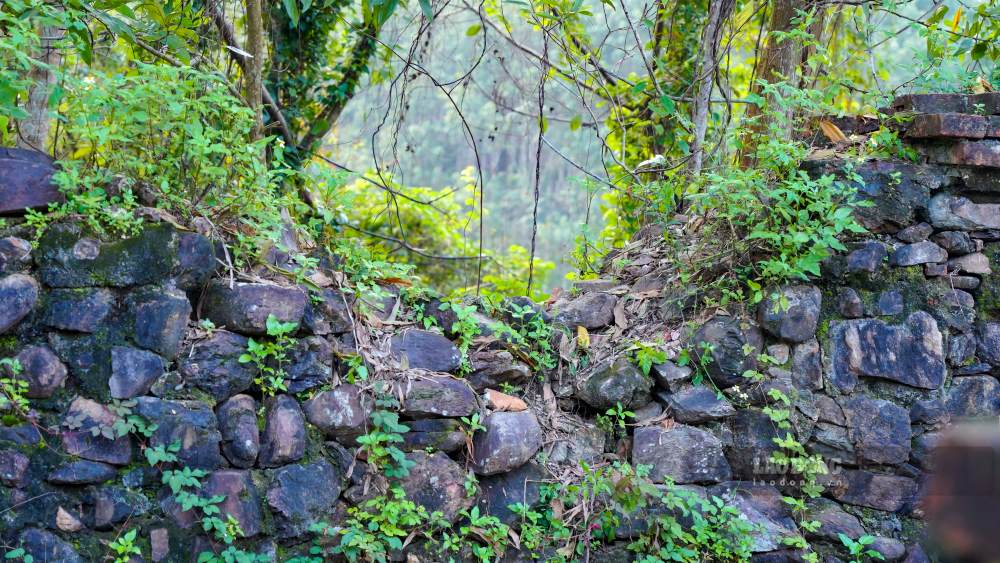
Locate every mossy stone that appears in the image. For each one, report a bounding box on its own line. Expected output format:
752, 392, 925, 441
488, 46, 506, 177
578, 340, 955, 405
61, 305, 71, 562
36, 223, 179, 288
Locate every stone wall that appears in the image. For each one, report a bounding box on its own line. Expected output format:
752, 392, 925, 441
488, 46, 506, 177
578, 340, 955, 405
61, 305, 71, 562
1, 93, 999, 562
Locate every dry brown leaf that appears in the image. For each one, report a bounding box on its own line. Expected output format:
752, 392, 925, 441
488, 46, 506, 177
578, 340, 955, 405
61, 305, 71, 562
557, 541, 576, 559
550, 498, 565, 520
613, 299, 628, 329
486, 388, 528, 412
819, 119, 848, 143
630, 289, 661, 300
975, 75, 994, 93
558, 332, 576, 362
577, 325, 590, 349
660, 418, 677, 431
546, 286, 564, 305
378, 276, 412, 286
307, 270, 334, 287
635, 408, 672, 426
508, 528, 521, 549
808, 148, 838, 160
542, 382, 557, 416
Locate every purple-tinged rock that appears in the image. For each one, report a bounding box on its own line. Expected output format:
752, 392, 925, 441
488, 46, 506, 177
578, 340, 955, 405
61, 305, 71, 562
16, 345, 67, 398
633, 424, 730, 484
930, 194, 1000, 231
890, 241, 947, 266
576, 357, 652, 410
690, 316, 763, 389
0, 450, 29, 487
16, 528, 83, 563
109, 346, 164, 399
932, 231, 976, 256
825, 470, 917, 512
394, 451, 473, 523
0, 236, 32, 274
838, 288, 864, 318
471, 410, 542, 476
129, 285, 191, 359
178, 331, 254, 401
842, 396, 911, 466
216, 394, 259, 468
846, 242, 887, 273
389, 329, 462, 372
267, 460, 343, 538
829, 312, 945, 392
553, 291, 617, 329
0, 274, 38, 334
303, 384, 370, 444
658, 385, 735, 423
757, 285, 821, 342
41, 288, 114, 332
0, 148, 62, 214
896, 222, 933, 243
61, 397, 132, 465
259, 394, 306, 468
202, 281, 307, 336
47, 460, 117, 485
135, 397, 223, 470
400, 375, 478, 419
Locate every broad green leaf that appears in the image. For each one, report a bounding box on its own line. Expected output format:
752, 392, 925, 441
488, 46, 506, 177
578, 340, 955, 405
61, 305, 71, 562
283, 0, 300, 26
418, 0, 433, 19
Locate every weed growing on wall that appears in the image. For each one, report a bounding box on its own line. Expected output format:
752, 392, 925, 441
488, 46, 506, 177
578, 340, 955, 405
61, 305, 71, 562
238, 314, 298, 397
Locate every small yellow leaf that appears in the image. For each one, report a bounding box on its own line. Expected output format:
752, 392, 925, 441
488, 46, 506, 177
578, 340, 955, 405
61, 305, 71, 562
951, 7, 962, 31
577, 325, 590, 349
818, 120, 848, 143
71, 142, 94, 160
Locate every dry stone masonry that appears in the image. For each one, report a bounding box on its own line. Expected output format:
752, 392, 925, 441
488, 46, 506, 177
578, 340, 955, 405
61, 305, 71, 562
1, 93, 999, 561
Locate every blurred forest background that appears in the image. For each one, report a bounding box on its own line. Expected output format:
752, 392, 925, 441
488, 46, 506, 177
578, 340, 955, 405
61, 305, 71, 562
330, 0, 992, 289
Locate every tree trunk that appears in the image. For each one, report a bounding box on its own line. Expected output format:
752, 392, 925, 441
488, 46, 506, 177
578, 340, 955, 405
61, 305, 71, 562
740, 0, 809, 166
689, 0, 734, 177
17, 24, 61, 152
245, 0, 265, 142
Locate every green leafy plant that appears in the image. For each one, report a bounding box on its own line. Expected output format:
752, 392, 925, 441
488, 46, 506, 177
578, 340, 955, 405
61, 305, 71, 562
64, 399, 157, 441
238, 314, 298, 397
596, 402, 634, 439
108, 529, 141, 563
356, 407, 414, 478
0, 358, 30, 422
331, 487, 445, 563
463, 470, 479, 497
145, 441, 182, 467
839, 533, 885, 563
677, 341, 715, 386
341, 354, 369, 384
438, 506, 510, 562
760, 386, 827, 563
508, 461, 755, 561
459, 412, 487, 437
146, 441, 262, 562
2, 548, 32, 563
630, 341, 667, 376
491, 301, 557, 373
438, 301, 481, 374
